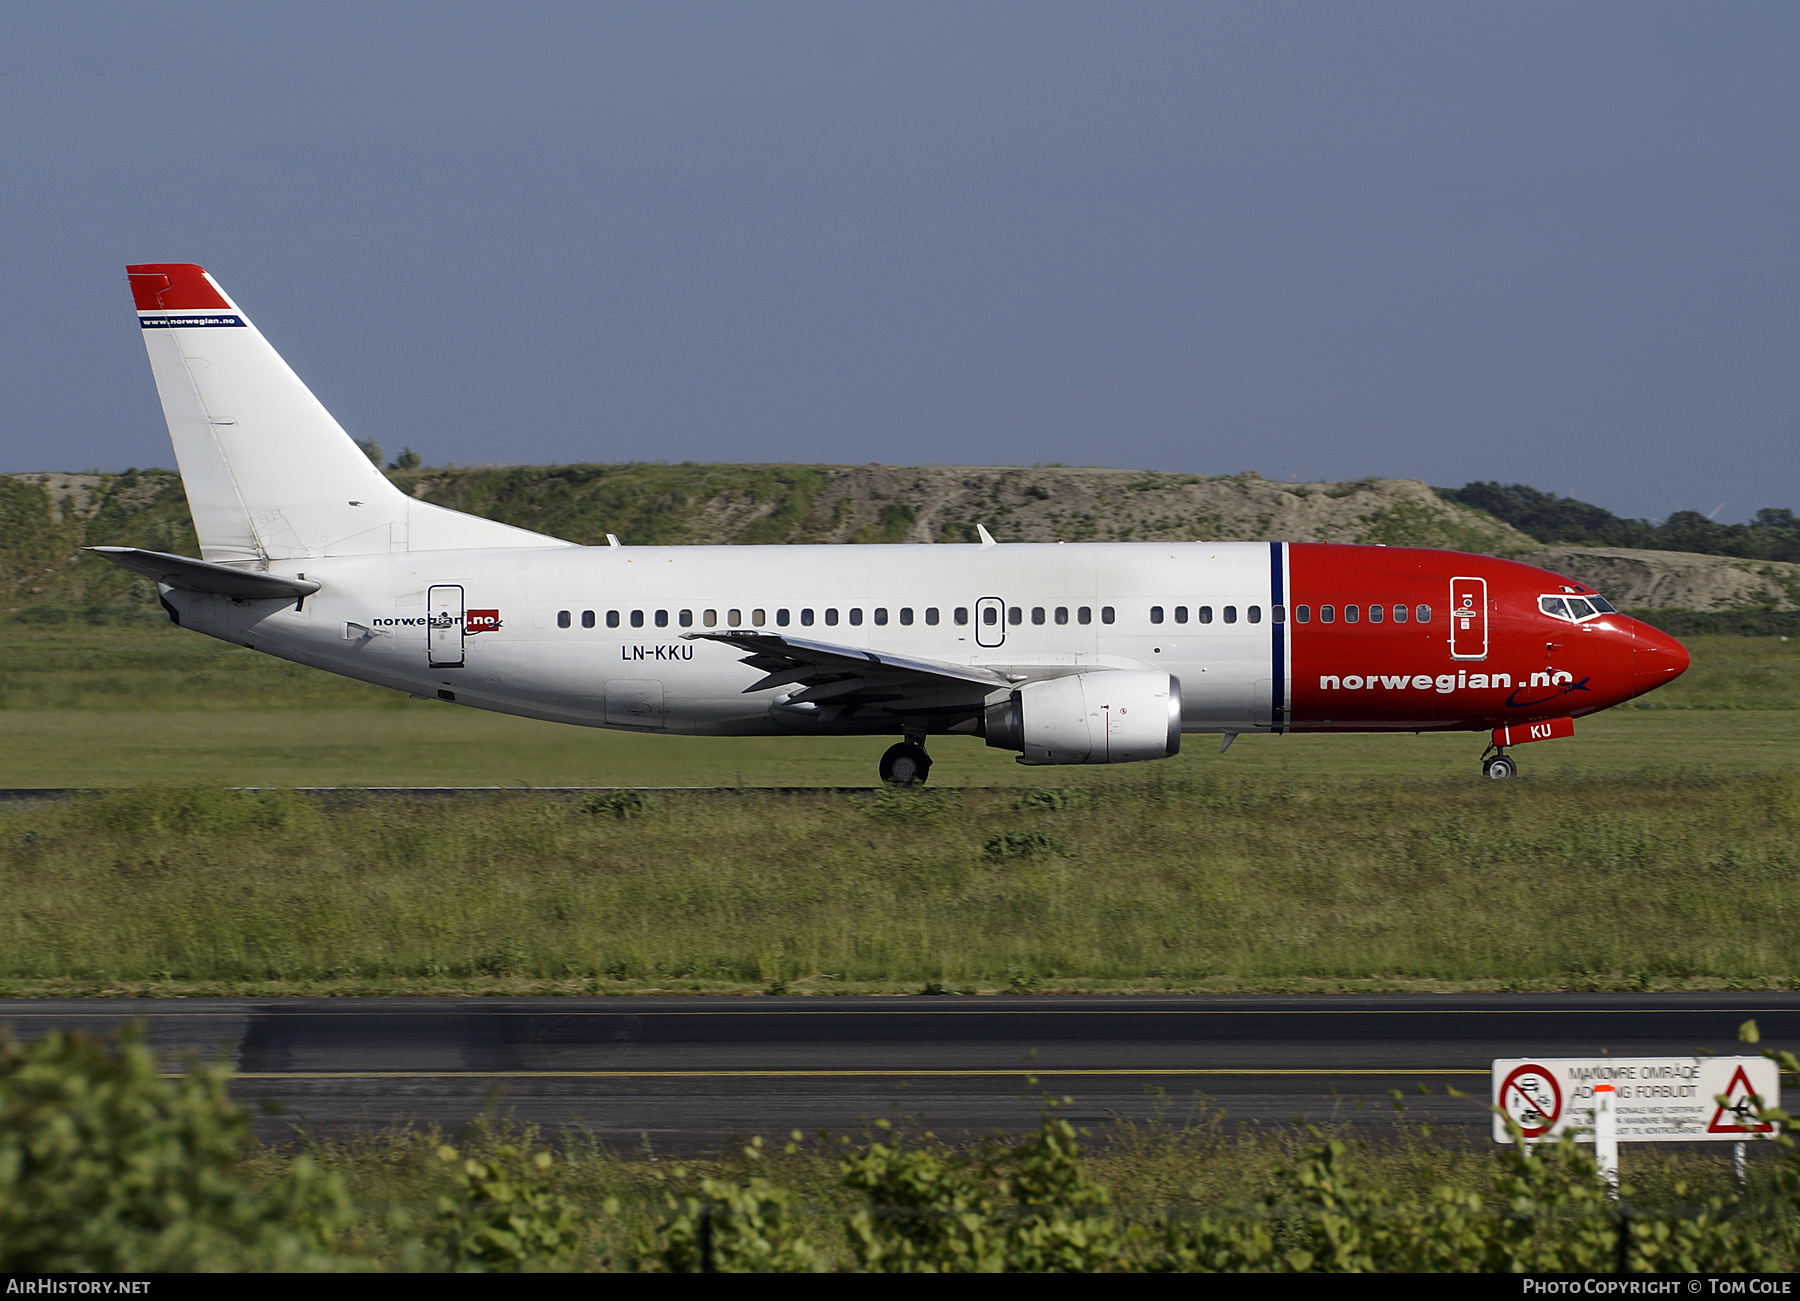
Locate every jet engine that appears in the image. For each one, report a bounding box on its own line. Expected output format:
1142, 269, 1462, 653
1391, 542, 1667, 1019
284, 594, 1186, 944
984, 671, 1181, 765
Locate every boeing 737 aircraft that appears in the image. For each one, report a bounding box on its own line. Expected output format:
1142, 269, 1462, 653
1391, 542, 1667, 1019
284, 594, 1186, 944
99, 263, 1689, 784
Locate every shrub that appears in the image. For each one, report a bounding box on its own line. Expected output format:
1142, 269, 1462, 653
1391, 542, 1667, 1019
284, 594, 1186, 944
582, 790, 657, 819
983, 830, 1072, 859
429, 1139, 586, 1271
0, 1025, 352, 1272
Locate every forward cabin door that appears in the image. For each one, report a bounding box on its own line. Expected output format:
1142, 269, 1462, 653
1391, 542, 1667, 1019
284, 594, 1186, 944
428, 584, 465, 667
1449, 576, 1488, 660
975, 596, 1006, 648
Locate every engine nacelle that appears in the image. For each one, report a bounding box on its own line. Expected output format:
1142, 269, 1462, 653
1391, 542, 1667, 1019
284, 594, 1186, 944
984, 671, 1181, 765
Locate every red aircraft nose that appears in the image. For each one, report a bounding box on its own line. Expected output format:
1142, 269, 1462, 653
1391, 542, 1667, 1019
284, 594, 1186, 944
1632, 624, 1690, 695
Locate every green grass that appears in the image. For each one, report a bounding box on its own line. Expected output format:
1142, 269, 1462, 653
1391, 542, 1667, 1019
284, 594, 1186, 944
0, 626, 1797, 788
3, 769, 1799, 996
2, 626, 1797, 996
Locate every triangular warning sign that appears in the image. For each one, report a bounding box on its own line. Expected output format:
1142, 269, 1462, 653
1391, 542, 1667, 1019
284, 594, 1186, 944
1707, 1064, 1775, 1134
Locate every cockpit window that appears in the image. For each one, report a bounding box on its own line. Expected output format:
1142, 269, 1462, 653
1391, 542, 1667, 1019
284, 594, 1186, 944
1540, 594, 1610, 623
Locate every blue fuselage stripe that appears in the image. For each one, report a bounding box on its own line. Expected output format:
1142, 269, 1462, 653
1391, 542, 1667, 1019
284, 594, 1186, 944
1269, 541, 1286, 733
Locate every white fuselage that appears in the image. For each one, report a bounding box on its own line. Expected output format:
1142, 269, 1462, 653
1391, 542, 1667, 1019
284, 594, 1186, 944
170, 540, 1287, 736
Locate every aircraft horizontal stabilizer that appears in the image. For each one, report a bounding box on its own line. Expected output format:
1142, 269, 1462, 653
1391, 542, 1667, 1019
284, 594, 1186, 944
87, 547, 321, 600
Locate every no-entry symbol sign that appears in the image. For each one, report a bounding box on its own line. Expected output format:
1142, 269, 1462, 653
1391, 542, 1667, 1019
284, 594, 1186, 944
1499, 1063, 1563, 1138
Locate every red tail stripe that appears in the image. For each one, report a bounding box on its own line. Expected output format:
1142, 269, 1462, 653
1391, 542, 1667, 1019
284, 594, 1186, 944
127, 264, 231, 312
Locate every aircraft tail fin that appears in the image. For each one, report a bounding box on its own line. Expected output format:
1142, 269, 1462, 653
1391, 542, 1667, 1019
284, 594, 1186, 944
127, 264, 567, 563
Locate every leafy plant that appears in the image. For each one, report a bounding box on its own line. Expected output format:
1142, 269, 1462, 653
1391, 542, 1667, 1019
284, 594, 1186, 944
0, 1025, 353, 1271
429, 1137, 586, 1271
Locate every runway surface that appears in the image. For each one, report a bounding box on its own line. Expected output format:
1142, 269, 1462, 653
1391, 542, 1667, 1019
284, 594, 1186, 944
3, 994, 1793, 1153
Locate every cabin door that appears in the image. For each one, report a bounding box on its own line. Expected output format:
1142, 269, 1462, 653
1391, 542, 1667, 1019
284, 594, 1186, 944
1449, 577, 1488, 660
975, 596, 1006, 648
428, 584, 465, 667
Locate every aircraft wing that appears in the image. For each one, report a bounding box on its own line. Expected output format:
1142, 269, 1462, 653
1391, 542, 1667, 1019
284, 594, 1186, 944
682, 630, 1010, 705
87, 546, 321, 600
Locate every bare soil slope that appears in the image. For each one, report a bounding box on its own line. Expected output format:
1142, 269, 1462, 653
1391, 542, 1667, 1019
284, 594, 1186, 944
5, 464, 1794, 616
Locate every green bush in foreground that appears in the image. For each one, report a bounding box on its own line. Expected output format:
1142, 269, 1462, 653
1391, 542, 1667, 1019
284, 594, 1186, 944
0, 1026, 353, 1271
3, 1024, 1798, 1271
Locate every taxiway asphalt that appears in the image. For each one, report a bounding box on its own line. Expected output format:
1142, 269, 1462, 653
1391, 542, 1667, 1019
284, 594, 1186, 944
3, 993, 1792, 1153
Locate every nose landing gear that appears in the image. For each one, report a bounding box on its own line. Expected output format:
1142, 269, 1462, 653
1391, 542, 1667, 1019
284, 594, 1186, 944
879, 739, 933, 787
1480, 743, 1517, 780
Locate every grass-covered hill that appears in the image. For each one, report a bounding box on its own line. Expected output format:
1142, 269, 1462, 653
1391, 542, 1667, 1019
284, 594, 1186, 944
5, 463, 1798, 629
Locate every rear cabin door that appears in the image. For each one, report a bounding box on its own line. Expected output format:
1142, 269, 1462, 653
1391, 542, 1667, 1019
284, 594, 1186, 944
428, 584, 465, 667
1449, 576, 1488, 660
975, 596, 1006, 648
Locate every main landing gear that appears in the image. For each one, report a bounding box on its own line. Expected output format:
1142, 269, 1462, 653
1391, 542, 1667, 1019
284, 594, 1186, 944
1480, 744, 1517, 780
879, 739, 933, 787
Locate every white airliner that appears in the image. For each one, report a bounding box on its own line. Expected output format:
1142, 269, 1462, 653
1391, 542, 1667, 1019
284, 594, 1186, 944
100, 264, 1686, 785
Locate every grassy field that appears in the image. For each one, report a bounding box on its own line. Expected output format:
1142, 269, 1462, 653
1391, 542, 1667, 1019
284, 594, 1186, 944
0, 625, 1797, 787
2, 768, 1797, 996
1, 625, 1796, 996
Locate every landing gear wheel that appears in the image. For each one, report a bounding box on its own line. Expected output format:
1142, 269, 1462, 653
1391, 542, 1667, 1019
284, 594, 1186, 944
1482, 754, 1517, 780
880, 742, 932, 787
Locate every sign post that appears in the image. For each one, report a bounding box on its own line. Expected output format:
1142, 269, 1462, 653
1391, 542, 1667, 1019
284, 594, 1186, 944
1593, 1084, 1618, 1193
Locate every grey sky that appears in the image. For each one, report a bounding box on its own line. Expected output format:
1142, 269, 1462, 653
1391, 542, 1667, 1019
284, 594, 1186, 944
2, 2, 1794, 522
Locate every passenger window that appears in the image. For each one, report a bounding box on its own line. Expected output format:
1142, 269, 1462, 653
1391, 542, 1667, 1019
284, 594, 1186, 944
557, 610, 571, 629
1344, 605, 1359, 624
954, 608, 969, 626
1031, 607, 1045, 625
1174, 606, 1188, 624
703, 610, 717, 628
1248, 606, 1262, 624
900, 608, 914, 626
1198, 606, 1213, 624
1101, 606, 1115, 624
1392, 604, 1407, 624
679, 609, 694, 628
727, 609, 741, 626
1008, 606, 1022, 625
777, 609, 790, 626
1271, 605, 1285, 624
1055, 607, 1068, 625
1295, 605, 1311, 623
874, 608, 888, 626
582, 610, 595, 629
1150, 606, 1165, 624
825, 609, 839, 626
752, 609, 766, 626
982, 606, 997, 625
606, 610, 621, 628
848, 608, 862, 626
926, 607, 940, 625
1368, 603, 1383, 623
801, 609, 815, 626
1320, 605, 1335, 623
1416, 604, 1432, 624
655, 610, 669, 628
1224, 605, 1238, 624
1078, 607, 1091, 624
